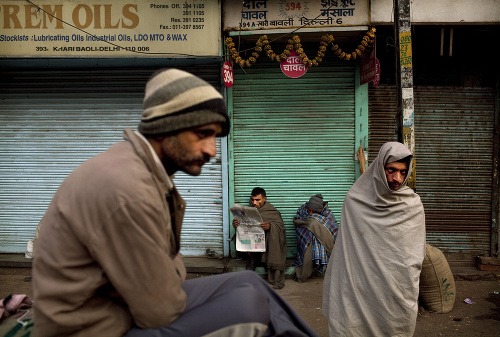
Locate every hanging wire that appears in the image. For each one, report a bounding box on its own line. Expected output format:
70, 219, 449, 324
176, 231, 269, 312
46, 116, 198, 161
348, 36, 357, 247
23, 0, 373, 67
236, 1, 248, 74
24, 0, 222, 58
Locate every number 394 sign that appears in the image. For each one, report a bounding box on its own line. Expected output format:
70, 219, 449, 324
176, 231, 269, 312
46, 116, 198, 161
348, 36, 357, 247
222, 61, 234, 88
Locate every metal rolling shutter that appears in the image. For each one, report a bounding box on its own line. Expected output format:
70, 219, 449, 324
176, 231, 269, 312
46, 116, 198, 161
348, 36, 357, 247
367, 85, 399, 162
231, 60, 356, 256
0, 66, 225, 256
369, 85, 495, 262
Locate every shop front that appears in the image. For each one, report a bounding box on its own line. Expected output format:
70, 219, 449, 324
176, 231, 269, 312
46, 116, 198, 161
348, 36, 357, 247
0, 0, 227, 256
368, 24, 499, 266
222, 0, 374, 255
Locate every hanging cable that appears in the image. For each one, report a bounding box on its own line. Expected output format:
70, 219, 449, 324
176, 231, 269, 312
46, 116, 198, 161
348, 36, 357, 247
24, 0, 223, 58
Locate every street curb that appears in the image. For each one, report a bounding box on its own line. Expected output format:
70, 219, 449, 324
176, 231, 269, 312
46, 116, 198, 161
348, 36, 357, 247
2, 254, 499, 281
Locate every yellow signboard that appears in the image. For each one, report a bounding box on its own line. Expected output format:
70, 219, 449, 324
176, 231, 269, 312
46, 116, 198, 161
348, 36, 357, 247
0, 0, 220, 57
399, 31, 413, 67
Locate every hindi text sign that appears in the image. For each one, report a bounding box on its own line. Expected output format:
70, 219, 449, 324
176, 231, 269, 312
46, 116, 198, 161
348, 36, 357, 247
280, 50, 308, 78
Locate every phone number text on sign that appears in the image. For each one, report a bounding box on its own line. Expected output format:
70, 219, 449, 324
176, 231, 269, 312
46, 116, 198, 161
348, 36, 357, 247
0, 0, 219, 58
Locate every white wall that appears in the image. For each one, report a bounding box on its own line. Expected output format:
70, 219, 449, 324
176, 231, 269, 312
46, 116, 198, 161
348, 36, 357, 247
371, 0, 500, 24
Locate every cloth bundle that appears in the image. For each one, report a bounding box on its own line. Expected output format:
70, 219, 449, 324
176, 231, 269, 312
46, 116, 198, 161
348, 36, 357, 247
0, 294, 34, 337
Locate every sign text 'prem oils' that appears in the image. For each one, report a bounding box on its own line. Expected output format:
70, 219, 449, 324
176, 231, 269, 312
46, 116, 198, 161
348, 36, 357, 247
0, 3, 139, 29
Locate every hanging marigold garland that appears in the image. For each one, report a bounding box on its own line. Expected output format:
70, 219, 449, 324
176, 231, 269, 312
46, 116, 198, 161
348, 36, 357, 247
225, 26, 376, 68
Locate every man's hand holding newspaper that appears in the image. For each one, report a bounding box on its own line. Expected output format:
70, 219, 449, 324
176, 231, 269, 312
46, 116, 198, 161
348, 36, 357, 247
230, 204, 266, 252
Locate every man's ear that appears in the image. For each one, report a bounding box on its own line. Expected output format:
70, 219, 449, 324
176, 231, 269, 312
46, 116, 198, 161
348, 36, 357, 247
146, 137, 165, 158
146, 137, 161, 147
150, 135, 166, 142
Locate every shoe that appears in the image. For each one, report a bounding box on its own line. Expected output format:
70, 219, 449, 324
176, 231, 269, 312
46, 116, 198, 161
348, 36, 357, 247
273, 284, 284, 290
246, 261, 256, 271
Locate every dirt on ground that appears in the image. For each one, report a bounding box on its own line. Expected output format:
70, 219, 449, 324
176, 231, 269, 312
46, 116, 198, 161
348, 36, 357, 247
1, 267, 499, 337
276, 276, 500, 337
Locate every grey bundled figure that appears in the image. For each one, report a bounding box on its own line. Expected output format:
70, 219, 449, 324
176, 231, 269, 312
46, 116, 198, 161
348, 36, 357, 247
323, 142, 426, 337
293, 194, 338, 282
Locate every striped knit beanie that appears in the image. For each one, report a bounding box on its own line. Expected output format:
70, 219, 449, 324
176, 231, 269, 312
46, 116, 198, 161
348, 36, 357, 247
138, 68, 229, 137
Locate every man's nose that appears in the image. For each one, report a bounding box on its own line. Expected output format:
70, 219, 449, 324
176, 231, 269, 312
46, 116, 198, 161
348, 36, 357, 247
203, 138, 217, 157
395, 172, 404, 183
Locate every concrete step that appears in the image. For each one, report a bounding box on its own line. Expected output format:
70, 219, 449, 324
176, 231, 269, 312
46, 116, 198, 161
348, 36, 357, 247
1, 254, 499, 281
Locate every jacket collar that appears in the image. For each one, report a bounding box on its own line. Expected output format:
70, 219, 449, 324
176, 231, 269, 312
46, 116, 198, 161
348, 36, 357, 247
123, 129, 174, 192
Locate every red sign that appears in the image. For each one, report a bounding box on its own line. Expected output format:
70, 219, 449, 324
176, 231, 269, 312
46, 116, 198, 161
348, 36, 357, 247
280, 50, 308, 78
360, 37, 378, 85
222, 61, 234, 88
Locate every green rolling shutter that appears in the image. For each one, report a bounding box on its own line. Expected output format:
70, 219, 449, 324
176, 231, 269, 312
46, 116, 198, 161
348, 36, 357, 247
230, 59, 357, 256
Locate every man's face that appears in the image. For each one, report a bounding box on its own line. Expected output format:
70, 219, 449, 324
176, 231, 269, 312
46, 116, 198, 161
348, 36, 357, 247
250, 194, 266, 209
159, 123, 222, 176
384, 161, 408, 191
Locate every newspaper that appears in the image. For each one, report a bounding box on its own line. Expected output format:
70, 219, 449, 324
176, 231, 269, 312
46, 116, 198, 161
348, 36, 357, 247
230, 204, 266, 252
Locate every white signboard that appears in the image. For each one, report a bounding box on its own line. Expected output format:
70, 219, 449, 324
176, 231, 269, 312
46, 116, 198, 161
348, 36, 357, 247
371, 0, 500, 24
0, 0, 220, 57
223, 0, 369, 31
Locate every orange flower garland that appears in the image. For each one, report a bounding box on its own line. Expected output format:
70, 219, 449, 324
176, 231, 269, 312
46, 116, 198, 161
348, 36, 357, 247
225, 27, 376, 68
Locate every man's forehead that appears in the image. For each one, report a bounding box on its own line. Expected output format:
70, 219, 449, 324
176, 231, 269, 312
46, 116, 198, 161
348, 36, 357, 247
193, 122, 223, 133
385, 161, 408, 169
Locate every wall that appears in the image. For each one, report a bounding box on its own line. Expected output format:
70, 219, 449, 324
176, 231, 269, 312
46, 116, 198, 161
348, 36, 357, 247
371, 0, 500, 24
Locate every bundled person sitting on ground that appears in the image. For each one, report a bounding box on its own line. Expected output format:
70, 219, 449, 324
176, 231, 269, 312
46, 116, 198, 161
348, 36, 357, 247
293, 194, 338, 282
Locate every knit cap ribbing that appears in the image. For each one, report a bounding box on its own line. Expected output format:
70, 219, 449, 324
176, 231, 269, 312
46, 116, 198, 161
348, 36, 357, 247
306, 194, 327, 213
138, 68, 229, 136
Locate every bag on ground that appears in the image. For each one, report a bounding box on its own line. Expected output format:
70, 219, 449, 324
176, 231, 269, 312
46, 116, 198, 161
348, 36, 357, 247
419, 243, 456, 313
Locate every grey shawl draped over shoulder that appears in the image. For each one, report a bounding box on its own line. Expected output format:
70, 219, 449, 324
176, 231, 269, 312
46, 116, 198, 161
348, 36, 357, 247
323, 142, 426, 337
258, 202, 287, 269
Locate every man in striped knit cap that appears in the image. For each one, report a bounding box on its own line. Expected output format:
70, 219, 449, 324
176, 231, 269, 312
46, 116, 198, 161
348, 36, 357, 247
33, 68, 318, 337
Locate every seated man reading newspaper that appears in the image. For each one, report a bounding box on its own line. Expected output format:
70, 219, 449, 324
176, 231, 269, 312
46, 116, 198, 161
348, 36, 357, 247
232, 187, 287, 289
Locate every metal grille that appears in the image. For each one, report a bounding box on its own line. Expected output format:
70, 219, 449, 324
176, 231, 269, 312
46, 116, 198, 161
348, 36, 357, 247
369, 85, 495, 260
0, 66, 225, 255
